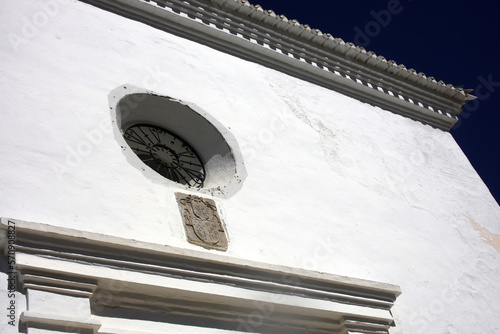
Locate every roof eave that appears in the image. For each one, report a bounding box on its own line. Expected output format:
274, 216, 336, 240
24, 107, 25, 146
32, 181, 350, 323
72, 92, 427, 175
80, 0, 470, 131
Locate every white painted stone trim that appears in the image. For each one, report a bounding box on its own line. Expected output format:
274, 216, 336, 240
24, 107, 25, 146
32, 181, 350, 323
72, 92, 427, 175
21, 312, 102, 332
2, 217, 401, 333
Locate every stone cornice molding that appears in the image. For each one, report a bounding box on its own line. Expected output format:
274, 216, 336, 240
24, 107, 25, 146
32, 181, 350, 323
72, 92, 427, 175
80, 0, 474, 130
2, 217, 401, 333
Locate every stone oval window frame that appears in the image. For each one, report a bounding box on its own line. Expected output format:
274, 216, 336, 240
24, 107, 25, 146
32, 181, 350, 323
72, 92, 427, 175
108, 84, 246, 198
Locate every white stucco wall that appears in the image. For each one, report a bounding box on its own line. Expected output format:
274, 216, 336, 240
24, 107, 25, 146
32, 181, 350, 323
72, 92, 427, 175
1, 0, 500, 333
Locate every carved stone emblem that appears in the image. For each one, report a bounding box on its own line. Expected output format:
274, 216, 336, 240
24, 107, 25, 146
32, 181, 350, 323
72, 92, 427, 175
175, 193, 228, 250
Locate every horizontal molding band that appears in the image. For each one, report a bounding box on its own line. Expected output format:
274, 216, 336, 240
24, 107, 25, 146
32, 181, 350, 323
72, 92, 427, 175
2, 218, 400, 306
2, 217, 400, 333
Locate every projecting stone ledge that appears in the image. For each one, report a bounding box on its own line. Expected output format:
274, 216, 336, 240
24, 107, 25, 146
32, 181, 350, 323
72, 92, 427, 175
1, 217, 401, 334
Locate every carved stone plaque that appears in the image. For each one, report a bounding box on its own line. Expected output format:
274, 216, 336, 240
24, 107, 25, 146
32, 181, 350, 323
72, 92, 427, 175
175, 193, 228, 251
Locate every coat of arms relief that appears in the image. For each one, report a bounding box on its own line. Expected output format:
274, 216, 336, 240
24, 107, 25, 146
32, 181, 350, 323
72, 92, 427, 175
175, 193, 228, 251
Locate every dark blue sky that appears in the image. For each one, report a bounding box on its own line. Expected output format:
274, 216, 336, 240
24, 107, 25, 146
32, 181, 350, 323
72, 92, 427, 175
254, 0, 500, 204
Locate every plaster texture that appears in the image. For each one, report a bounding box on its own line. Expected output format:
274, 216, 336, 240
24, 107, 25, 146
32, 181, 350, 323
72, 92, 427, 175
1, 0, 500, 333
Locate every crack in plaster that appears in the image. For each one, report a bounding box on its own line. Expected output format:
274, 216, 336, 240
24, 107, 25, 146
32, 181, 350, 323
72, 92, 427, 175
266, 81, 342, 171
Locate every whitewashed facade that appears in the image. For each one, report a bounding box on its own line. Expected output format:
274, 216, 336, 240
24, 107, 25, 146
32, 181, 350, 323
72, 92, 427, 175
1, 0, 500, 333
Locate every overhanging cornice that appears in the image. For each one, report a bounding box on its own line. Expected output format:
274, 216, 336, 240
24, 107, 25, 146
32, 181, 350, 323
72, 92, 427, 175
79, 0, 475, 131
